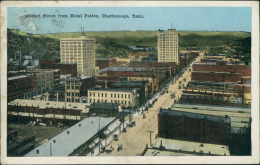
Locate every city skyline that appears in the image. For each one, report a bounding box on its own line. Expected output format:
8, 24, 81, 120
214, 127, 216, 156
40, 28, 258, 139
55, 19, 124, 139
8, 7, 252, 34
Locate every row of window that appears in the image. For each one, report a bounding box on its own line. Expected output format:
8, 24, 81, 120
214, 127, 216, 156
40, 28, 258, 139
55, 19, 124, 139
66, 92, 80, 97
66, 98, 80, 102
61, 42, 81, 44
89, 99, 131, 105
66, 85, 79, 89
89, 92, 131, 99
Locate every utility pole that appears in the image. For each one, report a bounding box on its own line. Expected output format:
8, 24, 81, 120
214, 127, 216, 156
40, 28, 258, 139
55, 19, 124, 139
147, 131, 154, 146
50, 143, 52, 156
99, 109, 101, 152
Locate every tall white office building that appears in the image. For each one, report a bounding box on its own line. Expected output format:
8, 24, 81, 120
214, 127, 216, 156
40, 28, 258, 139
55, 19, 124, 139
157, 29, 180, 63
60, 36, 98, 77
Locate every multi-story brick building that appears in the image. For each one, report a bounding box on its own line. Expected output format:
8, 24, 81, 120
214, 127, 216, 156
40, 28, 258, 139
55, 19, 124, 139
29, 69, 60, 92
157, 29, 180, 63
65, 76, 95, 103
191, 71, 240, 82
39, 59, 77, 77
88, 102, 120, 117
88, 88, 139, 107
158, 109, 231, 145
60, 36, 98, 77
193, 62, 251, 80
57, 63, 77, 77
95, 58, 116, 70
8, 69, 60, 91
38, 59, 60, 69
107, 67, 135, 77
7, 75, 36, 102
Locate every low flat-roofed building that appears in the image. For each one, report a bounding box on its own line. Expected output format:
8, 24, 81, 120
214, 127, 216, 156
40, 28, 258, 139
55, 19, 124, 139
171, 103, 251, 130
204, 52, 227, 61
143, 138, 230, 156
8, 99, 91, 126
47, 86, 66, 102
24, 117, 116, 157
88, 102, 120, 117
88, 87, 139, 107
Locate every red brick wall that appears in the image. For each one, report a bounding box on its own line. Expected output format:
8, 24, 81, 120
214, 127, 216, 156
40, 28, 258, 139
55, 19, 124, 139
235, 85, 251, 94
7, 75, 36, 102
241, 77, 251, 84
193, 64, 251, 80
96, 58, 116, 69
59, 64, 77, 77
39, 59, 60, 69
107, 71, 135, 77
191, 72, 240, 82
158, 113, 230, 144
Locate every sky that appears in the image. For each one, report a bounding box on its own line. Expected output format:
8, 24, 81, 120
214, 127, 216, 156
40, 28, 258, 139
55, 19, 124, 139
7, 7, 252, 34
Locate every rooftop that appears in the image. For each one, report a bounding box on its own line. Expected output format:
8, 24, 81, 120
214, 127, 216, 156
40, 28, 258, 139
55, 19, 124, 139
89, 87, 140, 93
7, 75, 30, 81
24, 117, 115, 157
60, 36, 95, 41
111, 82, 144, 87
192, 71, 238, 74
204, 53, 226, 56
159, 109, 231, 123
108, 67, 134, 72
152, 138, 230, 156
8, 99, 90, 113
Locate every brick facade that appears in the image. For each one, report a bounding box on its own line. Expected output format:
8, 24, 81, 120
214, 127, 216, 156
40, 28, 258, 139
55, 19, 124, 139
193, 63, 251, 80
8, 75, 36, 102
95, 58, 116, 70
191, 72, 240, 82
158, 110, 231, 145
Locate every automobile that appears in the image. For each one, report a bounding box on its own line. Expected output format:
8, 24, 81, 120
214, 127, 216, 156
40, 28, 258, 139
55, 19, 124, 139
39, 123, 46, 126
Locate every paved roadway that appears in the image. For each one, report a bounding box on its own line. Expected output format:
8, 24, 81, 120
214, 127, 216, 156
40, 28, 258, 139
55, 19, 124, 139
99, 55, 203, 156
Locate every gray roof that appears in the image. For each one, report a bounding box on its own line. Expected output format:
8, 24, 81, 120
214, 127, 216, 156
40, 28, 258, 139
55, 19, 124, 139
111, 82, 143, 87
134, 68, 169, 72
22, 60, 39, 66
8, 75, 29, 81
24, 117, 115, 157
159, 109, 231, 123
57, 63, 77, 65
205, 53, 226, 56
88, 102, 119, 110
190, 81, 238, 86
23, 55, 32, 60
108, 67, 134, 72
